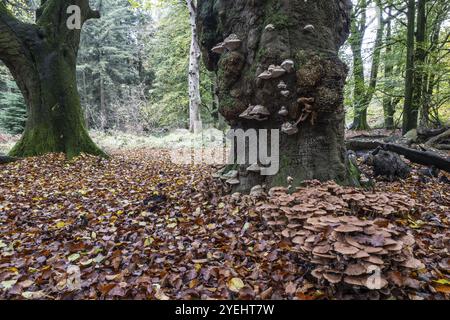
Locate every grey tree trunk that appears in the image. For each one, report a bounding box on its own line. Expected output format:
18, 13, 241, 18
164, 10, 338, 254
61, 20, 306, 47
197, 0, 353, 191
187, 0, 203, 133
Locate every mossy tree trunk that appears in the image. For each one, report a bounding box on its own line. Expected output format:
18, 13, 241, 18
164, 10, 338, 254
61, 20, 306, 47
0, 0, 106, 158
197, 0, 353, 191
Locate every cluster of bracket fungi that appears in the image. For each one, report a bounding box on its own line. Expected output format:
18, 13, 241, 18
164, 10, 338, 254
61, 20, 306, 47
211, 29, 319, 138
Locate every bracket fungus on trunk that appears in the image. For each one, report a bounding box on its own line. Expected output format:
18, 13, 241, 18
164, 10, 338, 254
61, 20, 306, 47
303, 24, 316, 33
211, 34, 242, 54
281, 122, 299, 136
211, 42, 226, 54
277, 81, 287, 90
278, 106, 289, 117
223, 34, 242, 51
281, 59, 295, 73
239, 105, 270, 121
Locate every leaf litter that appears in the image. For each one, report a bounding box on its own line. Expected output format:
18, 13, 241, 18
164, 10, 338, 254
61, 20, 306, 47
0, 150, 448, 300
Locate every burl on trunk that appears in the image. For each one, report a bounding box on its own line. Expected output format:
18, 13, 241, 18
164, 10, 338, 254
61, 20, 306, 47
197, 0, 353, 191
0, 0, 105, 158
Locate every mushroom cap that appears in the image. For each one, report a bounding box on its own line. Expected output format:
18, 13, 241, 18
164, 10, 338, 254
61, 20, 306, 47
323, 272, 342, 284
223, 34, 242, 50
250, 185, 265, 197
247, 163, 261, 172
221, 170, 238, 180
334, 224, 363, 233
343, 276, 366, 286
281, 59, 295, 72
265, 24, 275, 31
303, 24, 315, 32
364, 255, 384, 265
313, 245, 332, 256
280, 90, 290, 97
278, 106, 289, 116
258, 70, 273, 79
211, 43, 226, 54
365, 276, 388, 290
239, 105, 255, 119
249, 105, 270, 116
281, 122, 298, 135
298, 97, 315, 104
226, 178, 240, 185
344, 264, 367, 276
277, 81, 287, 89
269, 66, 286, 78
334, 242, 359, 255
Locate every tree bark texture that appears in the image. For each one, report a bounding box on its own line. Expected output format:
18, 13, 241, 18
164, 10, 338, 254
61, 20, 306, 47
197, 0, 353, 190
187, 0, 203, 134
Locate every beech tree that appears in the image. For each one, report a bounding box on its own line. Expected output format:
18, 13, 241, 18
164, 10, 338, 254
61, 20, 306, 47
197, 0, 353, 190
0, 0, 105, 158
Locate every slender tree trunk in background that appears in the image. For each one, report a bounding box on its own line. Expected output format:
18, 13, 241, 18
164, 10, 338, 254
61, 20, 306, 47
383, 6, 395, 129
187, 0, 202, 134
361, 0, 384, 127
349, 0, 369, 130
0, 0, 105, 158
421, 5, 442, 128
198, 0, 353, 191
402, 0, 417, 134
413, 0, 427, 130
100, 74, 106, 129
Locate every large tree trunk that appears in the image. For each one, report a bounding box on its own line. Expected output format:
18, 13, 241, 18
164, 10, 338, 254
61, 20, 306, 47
197, 0, 352, 191
187, 0, 203, 134
402, 0, 417, 134
0, 0, 105, 158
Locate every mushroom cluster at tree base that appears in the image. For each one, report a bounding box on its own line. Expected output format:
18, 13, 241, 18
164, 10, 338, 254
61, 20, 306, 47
256, 181, 427, 291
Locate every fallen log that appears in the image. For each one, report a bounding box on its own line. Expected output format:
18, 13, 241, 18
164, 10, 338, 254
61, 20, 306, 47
346, 140, 450, 173
425, 129, 450, 146
434, 144, 450, 151
0, 155, 18, 164
345, 140, 384, 151
418, 127, 449, 141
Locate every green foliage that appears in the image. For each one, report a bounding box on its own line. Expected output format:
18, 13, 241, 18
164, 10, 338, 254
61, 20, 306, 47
0, 64, 26, 134
342, 0, 450, 129
144, 2, 214, 129
77, 0, 153, 131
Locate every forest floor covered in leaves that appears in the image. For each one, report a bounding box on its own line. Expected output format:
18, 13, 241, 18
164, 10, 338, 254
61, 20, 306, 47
0, 146, 449, 300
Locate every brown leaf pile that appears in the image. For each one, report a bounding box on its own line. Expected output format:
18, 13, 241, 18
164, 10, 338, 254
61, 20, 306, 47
256, 180, 449, 298
264, 180, 416, 218
0, 150, 449, 300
